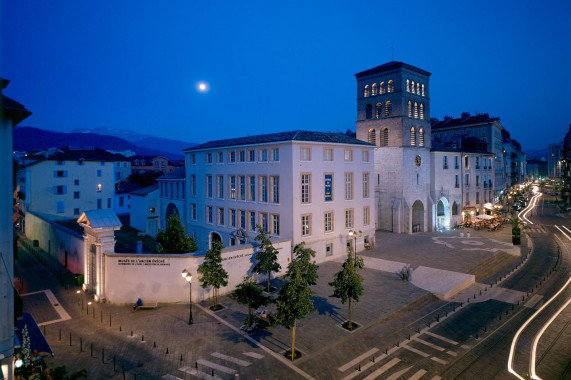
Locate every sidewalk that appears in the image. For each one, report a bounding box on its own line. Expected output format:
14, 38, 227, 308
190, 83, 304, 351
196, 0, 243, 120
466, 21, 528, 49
14, 225, 527, 379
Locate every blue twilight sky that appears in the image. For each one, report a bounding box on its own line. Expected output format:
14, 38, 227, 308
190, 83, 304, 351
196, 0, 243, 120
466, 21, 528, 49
1, 0, 570, 152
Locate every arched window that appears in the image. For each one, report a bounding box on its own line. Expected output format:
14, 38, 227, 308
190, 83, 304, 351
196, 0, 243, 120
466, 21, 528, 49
380, 128, 389, 146
380, 82, 385, 94
365, 104, 372, 119
421, 84, 425, 96
375, 102, 383, 118
452, 201, 458, 215
406, 79, 410, 92
410, 127, 416, 146
420, 103, 424, 120
411, 81, 415, 94
165, 203, 179, 222
368, 128, 376, 145
408, 100, 412, 117
437, 200, 445, 216
385, 101, 392, 116
387, 80, 394, 92
414, 102, 419, 118
416, 82, 420, 94
419, 128, 425, 146
364, 85, 370, 97
371, 83, 378, 95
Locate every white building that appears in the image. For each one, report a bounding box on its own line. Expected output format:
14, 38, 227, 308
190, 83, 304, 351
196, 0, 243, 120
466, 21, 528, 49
129, 185, 159, 237
22, 147, 118, 219
183, 131, 376, 262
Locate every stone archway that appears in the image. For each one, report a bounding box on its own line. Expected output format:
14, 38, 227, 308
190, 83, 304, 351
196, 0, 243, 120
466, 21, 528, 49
165, 203, 179, 222
436, 197, 451, 230
210, 232, 222, 248
412, 200, 424, 233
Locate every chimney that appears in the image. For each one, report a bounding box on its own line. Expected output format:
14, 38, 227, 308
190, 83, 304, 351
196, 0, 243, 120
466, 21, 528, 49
461, 112, 470, 120
444, 116, 453, 122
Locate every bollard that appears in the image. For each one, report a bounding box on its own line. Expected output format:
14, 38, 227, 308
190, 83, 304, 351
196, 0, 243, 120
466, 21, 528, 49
512, 305, 514, 310
467, 298, 470, 303
90, 343, 93, 358
122, 364, 125, 380
101, 311, 103, 323
70, 332, 72, 346
474, 294, 476, 299
110, 315, 112, 327
499, 315, 502, 320
80, 337, 83, 352
166, 347, 169, 354
385, 348, 388, 354
445, 311, 448, 317
407, 334, 410, 340
120, 325, 122, 332
113, 356, 116, 371
153, 341, 156, 348
480, 290, 482, 295
102, 348, 105, 363
180, 354, 183, 362
475, 333, 478, 339
506, 310, 508, 316
131, 330, 133, 337
59, 328, 61, 341
484, 326, 487, 332
195, 362, 198, 369
416, 328, 420, 334
485, 287, 487, 292
437, 314, 440, 322
43, 326, 46, 336
372, 356, 375, 363
358, 364, 361, 372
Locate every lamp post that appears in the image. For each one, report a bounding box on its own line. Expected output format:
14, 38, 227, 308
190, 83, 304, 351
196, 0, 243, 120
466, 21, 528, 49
348, 229, 362, 263
181, 269, 193, 325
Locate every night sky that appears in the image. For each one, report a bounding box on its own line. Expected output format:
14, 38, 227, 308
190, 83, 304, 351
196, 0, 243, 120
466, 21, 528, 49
1, 0, 570, 152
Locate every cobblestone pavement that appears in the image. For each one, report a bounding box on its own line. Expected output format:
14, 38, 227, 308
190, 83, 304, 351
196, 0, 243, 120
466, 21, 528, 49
15, 226, 527, 379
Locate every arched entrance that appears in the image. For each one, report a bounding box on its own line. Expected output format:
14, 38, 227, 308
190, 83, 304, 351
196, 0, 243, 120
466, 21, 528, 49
411, 200, 424, 232
436, 197, 451, 230
165, 203, 179, 222
210, 232, 222, 248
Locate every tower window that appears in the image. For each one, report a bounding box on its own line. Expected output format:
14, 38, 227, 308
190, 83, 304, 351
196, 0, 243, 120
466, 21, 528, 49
365, 104, 372, 119
364, 85, 370, 97
368, 129, 376, 145
411, 81, 415, 94
371, 83, 378, 95
406, 79, 410, 92
419, 128, 425, 147
380, 128, 389, 146
420, 103, 424, 120
385, 101, 392, 116
380, 82, 385, 94
375, 102, 382, 118
422, 84, 425, 96
414, 102, 419, 118
387, 80, 394, 92
408, 101, 412, 117
416, 82, 420, 95
411, 127, 416, 146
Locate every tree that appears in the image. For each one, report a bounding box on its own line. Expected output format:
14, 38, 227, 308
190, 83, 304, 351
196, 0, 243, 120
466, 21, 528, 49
198, 240, 228, 310
233, 276, 270, 326
507, 214, 529, 245
253, 225, 281, 292
155, 213, 198, 253
275, 243, 318, 361
329, 253, 364, 331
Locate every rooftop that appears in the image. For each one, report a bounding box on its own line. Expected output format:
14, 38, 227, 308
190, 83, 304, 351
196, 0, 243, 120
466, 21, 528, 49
355, 61, 431, 78
157, 167, 185, 180
432, 113, 501, 129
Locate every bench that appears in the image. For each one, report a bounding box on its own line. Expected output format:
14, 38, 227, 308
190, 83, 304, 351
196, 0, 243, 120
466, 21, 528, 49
137, 300, 158, 309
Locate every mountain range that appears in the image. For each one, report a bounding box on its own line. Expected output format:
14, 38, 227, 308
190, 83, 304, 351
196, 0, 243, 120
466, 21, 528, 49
13, 126, 196, 159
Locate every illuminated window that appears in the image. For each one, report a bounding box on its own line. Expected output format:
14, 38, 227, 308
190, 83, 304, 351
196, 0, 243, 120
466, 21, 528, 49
380, 128, 389, 146
229, 175, 236, 199
365, 104, 372, 119
411, 81, 415, 93
368, 129, 376, 145
217, 208, 225, 225
410, 127, 417, 146
408, 101, 412, 117
422, 84, 425, 96
371, 83, 378, 95
375, 102, 382, 118
363, 206, 370, 225
416, 82, 420, 94
420, 103, 424, 119
364, 85, 370, 97
385, 101, 392, 116
414, 102, 418, 118
387, 80, 394, 92
406, 79, 410, 92
380, 82, 385, 94
97, 184, 102, 192
301, 214, 311, 236
419, 128, 425, 147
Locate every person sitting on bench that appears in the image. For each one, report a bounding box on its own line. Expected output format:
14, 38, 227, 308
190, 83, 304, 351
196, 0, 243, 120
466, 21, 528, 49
133, 298, 142, 310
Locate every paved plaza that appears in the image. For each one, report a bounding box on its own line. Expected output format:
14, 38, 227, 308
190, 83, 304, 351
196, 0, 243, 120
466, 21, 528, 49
16, 225, 527, 379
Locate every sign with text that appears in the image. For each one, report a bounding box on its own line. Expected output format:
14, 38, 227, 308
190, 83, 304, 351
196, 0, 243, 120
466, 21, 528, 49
324, 174, 333, 201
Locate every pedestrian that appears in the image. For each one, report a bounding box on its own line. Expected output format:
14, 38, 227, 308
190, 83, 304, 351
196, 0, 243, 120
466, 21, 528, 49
401, 266, 407, 281
406, 264, 412, 282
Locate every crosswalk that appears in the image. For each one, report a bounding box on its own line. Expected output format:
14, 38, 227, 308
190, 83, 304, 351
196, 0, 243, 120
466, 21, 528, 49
161, 351, 263, 380
336, 331, 467, 379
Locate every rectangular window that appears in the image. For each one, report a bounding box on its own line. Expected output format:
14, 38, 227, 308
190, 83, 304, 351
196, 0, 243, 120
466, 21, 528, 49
78, 160, 84, 166
239, 176, 246, 200
271, 148, 280, 161
476, 175, 480, 187
249, 211, 256, 231
107, 198, 111, 208
475, 157, 480, 169
56, 160, 64, 165
207, 206, 213, 224
229, 151, 236, 163
363, 206, 370, 225
443, 156, 448, 169
55, 185, 67, 195
260, 176, 268, 202
362, 150, 369, 162
345, 173, 353, 200
301, 174, 311, 203
230, 209, 236, 227
271, 176, 279, 203
229, 175, 236, 199
324, 212, 333, 232
324, 148, 333, 162
55, 170, 67, 178
229, 238, 236, 246
74, 208, 80, 215
465, 156, 469, 168
344, 149, 353, 162
455, 175, 459, 188
248, 150, 255, 162
301, 214, 311, 236
74, 191, 80, 199
119, 196, 124, 207
325, 243, 333, 257
74, 179, 79, 186
465, 174, 470, 186
97, 199, 102, 209
206, 175, 213, 198
239, 210, 246, 229
259, 212, 268, 232
217, 151, 224, 163
248, 176, 256, 201
324, 174, 333, 201
465, 193, 470, 205
476, 192, 480, 204
345, 209, 353, 228
56, 201, 65, 214
190, 154, 196, 164
190, 175, 196, 196
239, 150, 245, 162
301, 147, 311, 161
97, 169, 102, 177
260, 149, 268, 162
455, 156, 459, 169
206, 152, 213, 164
272, 214, 280, 235
217, 208, 224, 225
217, 175, 224, 198
363, 173, 370, 198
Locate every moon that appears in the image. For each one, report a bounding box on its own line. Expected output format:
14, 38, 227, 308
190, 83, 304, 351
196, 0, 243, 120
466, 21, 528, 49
196, 81, 209, 93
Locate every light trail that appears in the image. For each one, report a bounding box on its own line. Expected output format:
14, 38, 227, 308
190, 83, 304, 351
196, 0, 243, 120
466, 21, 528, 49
554, 225, 571, 242
518, 193, 541, 225
562, 225, 571, 235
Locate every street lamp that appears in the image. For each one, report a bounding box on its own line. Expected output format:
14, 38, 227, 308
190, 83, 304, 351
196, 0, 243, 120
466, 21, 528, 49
181, 269, 193, 325
348, 229, 362, 263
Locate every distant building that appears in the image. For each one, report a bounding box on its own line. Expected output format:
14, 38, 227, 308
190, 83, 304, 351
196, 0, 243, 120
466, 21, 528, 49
184, 131, 376, 261
526, 157, 548, 180
130, 155, 177, 174
157, 167, 186, 230
113, 156, 132, 183
548, 142, 563, 178
130, 185, 159, 237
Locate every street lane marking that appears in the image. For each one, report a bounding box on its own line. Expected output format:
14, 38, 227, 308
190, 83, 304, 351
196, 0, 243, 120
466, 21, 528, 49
161, 375, 183, 380
407, 369, 427, 380
21, 289, 71, 326
424, 332, 458, 345
362, 358, 400, 380
386, 365, 413, 380
403, 344, 430, 358
431, 357, 448, 365
446, 350, 457, 356
341, 359, 378, 380
524, 294, 543, 309
196, 359, 237, 375
211, 352, 250, 367
242, 352, 263, 359
338, 348, 379, 372
430, 376, 442, 380
415, 337, 445, 351
178, 366, 223, 380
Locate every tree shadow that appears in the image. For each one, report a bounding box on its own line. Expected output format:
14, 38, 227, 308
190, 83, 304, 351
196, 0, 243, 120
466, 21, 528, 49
312, 295, 344, 324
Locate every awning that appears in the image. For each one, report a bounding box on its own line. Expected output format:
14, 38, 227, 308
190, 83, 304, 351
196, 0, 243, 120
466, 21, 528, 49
463, 206, 476, 211
476, 214, 494, 220
14, 313, 53, 356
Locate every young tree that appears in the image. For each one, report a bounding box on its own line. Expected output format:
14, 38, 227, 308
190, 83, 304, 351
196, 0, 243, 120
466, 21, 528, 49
275, 243, 318, 361
329, 253, 364, 331
198, 240, 228, 309
233, 276, 270, 326
155, 213, 198, 253
507, 214, 529, 245
253, 225, 281, 292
